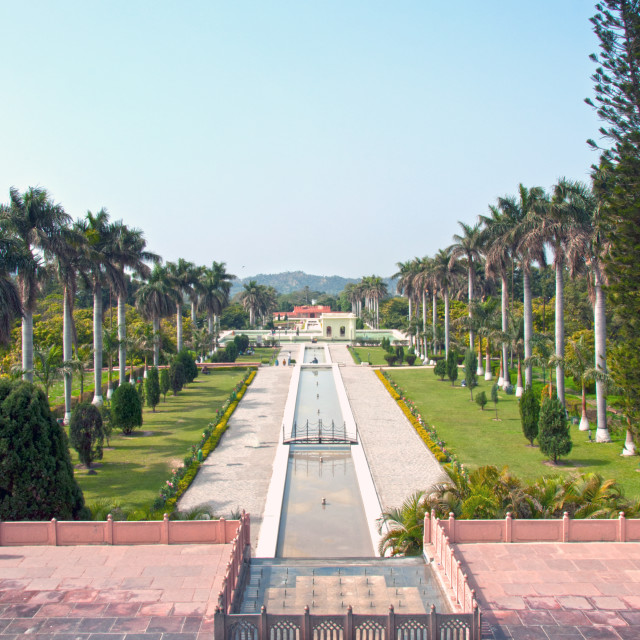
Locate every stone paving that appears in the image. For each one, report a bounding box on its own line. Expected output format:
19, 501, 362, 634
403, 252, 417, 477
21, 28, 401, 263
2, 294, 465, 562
328, 345, 449, 511
0, 543, 231, 638
177, 358, 293, 551
457, 542, 640, 639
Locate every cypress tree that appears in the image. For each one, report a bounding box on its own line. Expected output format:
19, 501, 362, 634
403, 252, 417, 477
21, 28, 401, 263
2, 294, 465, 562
519, 387, 540, 445
447, 349, 458, 386
69, 402, 104, 468
538, 397, 572, 464
111, 383, 143, 435
0, 380, 89, 520
145, 366, 161, 412
464, 348, 478, 400
160, 368, 170, 401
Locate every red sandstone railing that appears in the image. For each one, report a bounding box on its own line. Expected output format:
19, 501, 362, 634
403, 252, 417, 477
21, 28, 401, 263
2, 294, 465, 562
215, 603, 481, 640
216, 512, 251, 614
0, 513, 243, 546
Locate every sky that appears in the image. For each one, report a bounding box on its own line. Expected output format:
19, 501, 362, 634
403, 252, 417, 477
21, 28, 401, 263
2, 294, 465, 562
0, 1, 602, 280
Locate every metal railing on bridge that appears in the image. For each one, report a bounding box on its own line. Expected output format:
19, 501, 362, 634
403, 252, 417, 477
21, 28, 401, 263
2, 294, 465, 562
283, 419, 358, 444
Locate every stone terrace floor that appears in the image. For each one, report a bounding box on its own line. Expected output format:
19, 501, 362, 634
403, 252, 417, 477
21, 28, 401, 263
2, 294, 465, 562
455, 542, 640, 639
0, 543, 232, 639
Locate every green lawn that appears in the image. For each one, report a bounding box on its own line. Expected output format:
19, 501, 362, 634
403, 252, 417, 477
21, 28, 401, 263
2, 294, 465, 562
236, 347, 278, 363
351, 346, 420, 366
48, 370, 111, 408
68, 368, 248, 514
386, 368, 640, 500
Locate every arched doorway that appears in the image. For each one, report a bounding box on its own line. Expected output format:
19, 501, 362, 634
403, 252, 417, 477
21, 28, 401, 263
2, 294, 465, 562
326, 326, 332, 337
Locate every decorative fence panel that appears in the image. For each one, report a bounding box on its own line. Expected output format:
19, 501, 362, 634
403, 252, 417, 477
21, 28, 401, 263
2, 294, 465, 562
215, 605, 480, 640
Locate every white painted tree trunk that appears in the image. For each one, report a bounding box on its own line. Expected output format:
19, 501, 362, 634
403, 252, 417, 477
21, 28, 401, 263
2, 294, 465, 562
485, 351, 492, 380
118, 295, 127, 385
501, 274, 509, 389
153, 316, 160, 367
63, 289, 73, 424
422, 292, 427, 336
432, 291, 437, 354
555, 262, 565, 406
622, 429, 636, 456
92, 285, 103, 406
191, 300, 197, 324
468, 265, 474, 351
176, 303, 183, 352
444, 291, 450, 358
21, 311, 34, 382
497, 354, 504, 387
523, 267, 533, 388
593, 264, 610, 442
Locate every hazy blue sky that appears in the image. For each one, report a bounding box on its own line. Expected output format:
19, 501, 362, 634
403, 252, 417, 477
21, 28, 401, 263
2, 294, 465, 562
1, 1, 601, 280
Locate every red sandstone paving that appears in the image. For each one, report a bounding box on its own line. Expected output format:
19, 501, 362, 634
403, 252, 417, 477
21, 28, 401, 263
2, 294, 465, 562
0, 544, 232, 638
455, 542, 640, 639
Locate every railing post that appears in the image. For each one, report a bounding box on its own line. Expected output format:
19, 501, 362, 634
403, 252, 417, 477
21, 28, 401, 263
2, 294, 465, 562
505, 512, 512, 543
162, 513, 170, 544
429, 603, 437, 638
423, 513, 430, 547
448, 512, 456, 543
214, 606, 225, 640
346, 605, 353, 640
219, 516, 226, 543
49, 518, 57, 546
562, 512, 570, 543
386, 604, 395, 640
303, 605, 311, 640
260, 605, 268, 640
473, 601, 481, 640
618, 512, 626, 542
106, 514, 113, 545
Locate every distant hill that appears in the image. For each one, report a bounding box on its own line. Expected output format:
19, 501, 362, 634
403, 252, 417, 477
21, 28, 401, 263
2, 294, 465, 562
229, 271, 398, 297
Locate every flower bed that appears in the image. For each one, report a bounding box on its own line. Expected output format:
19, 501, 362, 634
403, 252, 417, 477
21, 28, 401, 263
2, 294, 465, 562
375, 369, 454, 466
153, 368, 258, 513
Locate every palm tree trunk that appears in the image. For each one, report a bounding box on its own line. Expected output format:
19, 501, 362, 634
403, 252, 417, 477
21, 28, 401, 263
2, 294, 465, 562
118, 295, 127, 385
579, 382, 590, 431
593, 264, 610, 442
523, 267, 533, 388
63, 288, 73, 424
444, 290, 450, 358
498, 353, 504, 386
501, 275, 508, 389
153, 316, 160, 367
485, 340, 492, 380
516, 356, 524, 397
92, 284, 103, 406
208, 312, 214, 336
432, 291, 437, 354
468, 265, 474, 351
622, 417, 636, 455
477, 339, 484, 376
422, 292, 427, 336
21, 311, 34, 382
176, 303, 183, 352
191, 300, 197, 324
555, 261, 565, 406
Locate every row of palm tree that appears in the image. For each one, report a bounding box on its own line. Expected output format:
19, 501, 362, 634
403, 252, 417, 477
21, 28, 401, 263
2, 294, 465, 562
0, 186, 239, 424
343, 276, 388, 328
392, 179, 611, 442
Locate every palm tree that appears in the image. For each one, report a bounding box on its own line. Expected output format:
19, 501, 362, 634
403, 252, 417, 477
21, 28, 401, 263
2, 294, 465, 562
449, 222, 484, 352
113, 224, 158, 387
168, 259, 197, 352
365, 276, 388, 329
377, 491, 429, 556
507, 185, 548, 388
33, 344, 63, 399
135, 264, 180, 366
394, 260, 418, 330
198, 262, 236, 343
432, 248, 463, 357
343, 282, 360, 315
3, 187, 70, 382
0, 228, 25, 347
239, 280, 262, 327
504, 312, 525, 396
470, 298, 500, 380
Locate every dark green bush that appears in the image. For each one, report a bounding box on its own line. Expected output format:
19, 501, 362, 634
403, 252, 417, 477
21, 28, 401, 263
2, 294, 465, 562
395, 346, 404, 364
384, 353, 397, 366
111, 383, 143, 435
175, 349, 198, 384
224, 342, 238, 363
69, 402, 104, 468
464, 348, 478, 399
538, 397, 572, 463
169, 360, 186, 395
434, 359, 447, 379
160, 368, 170, 401
520, 387, 540, 445
0, 380, 89, 520
447, 350, 459, 386
234, 334, 250, 353
145, 367, 161, 412
406, 354, 417, 366
475, 391, 488, 410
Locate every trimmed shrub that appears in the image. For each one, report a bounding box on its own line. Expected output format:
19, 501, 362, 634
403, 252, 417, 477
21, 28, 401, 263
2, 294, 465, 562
234, 333, 250, 353
224, 342, 238, 363
520, 387, 540, 445
384, 353, 397, 366
395, 346, 405, 365
434, 359, 446, 379
145, 367, 161, 412
111, 383, 143, 435
69, 403, 104, 468
170, 360, 186, 395
447, 349, 458, 386
538, 396, 572, 464
475, 391, 488, 411
160, 368, 170, 401
464, 348, 478, 399
406, 354, 417, 366
0, 380, 89, 520
175, 350, 198, 384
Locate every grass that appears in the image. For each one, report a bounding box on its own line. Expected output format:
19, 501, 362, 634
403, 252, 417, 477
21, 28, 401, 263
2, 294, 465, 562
48, 371, 111, 408
351, 346, 419, 366
385, 368, 640, 500
235, 347, 278, 363
68, 368, 248, 513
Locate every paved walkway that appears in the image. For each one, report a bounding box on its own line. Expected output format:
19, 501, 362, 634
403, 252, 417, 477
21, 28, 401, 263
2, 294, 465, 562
328, 344, 449, 511
0, 543, 231, 638
457, 542, 640, 639
178, 358, 293, 550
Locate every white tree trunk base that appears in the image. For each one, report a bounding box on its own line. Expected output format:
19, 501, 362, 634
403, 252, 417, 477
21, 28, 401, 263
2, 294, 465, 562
64, 412, 72, 426
595, 428, 611, 443
92, 395, 104, 407
515, 386, 524, 398
476, 366, 484, 376
622, 431, 636, 456
144, 370, 148, 378
578, 415, 590, 431
107, 388, 113, 400
485, 371, 493, 381
497, 376, 504, 387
